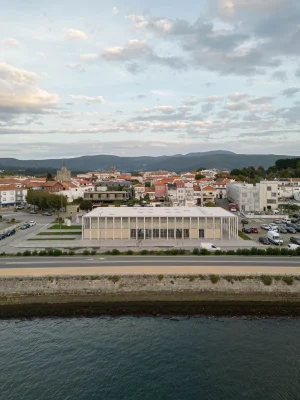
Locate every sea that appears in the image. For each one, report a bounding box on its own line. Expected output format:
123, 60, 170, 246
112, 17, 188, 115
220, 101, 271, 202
0, 317, 299, 400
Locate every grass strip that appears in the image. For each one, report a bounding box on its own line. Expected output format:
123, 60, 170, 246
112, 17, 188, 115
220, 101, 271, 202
27, 238, 76, 241
37, 232, 81, 236
49, 225, 82, 230
238, 231, 252, 240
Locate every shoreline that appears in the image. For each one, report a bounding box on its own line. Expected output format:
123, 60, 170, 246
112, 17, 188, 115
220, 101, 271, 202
1, 300, 300, 318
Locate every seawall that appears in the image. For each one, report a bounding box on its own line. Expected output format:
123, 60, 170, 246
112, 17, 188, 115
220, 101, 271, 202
0, 274, 300, 317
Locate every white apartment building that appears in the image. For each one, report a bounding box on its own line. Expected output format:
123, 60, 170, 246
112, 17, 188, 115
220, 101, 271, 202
0, 186, 28, 207
258, 181, 279, 211
226, 183, 260, 212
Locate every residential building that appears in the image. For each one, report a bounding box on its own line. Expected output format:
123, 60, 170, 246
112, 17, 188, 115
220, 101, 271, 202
214, 178, 232, 199
0, 186, 27, 207
84, 190, 129, 205
227, 183, 260, 212
201, 185, 216, 205
43, 181, 64, 193
82, 206, 238, 241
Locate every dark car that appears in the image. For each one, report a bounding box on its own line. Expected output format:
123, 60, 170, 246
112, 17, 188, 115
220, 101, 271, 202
0, 234, 6, 240
242, 227, 252, 234
290, 237, 300, 245
6, 229, 16, 236
251, 227, 259, 233
259, 236, 270, 245
20, 224, 30, 230
42, 212, 52, 216
241, 219, 249, 224
286, 227, 297, 234
30, 210, 37, 214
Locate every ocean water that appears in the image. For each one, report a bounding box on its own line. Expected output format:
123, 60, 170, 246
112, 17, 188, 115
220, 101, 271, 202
0, 317, 299, 400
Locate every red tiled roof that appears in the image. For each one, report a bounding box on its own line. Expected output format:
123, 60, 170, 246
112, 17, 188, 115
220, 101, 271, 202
202, 185, 216, 191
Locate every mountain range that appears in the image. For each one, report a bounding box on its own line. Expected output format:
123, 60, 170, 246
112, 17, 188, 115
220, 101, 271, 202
0, 151, 297, 173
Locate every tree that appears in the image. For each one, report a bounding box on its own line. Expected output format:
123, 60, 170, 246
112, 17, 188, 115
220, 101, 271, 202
279, 169, 291, 178
46, 172, 54, 181
195, 167, 206, 172
230, 169, 245, 176
145, 182, 152, 188
80, 200, 93, 211
26, 190, 67, 210
195, 174, 205, 180
143, 193, 151, 202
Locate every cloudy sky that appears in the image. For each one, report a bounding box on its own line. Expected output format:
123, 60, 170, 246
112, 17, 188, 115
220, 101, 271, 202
1, 0, 300, 159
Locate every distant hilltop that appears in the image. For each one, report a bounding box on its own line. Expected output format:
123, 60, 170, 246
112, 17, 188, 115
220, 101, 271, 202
0, 150, 298, 173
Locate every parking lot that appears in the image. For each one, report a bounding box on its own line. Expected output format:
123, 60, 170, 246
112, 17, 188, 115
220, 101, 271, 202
0, 210, 55, 251
238, 217, 300, 247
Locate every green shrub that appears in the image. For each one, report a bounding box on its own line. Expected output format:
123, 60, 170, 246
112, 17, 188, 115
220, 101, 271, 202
158, 274, 164, 281
16, 252, 22, 256
256, 248, 266, 256
240, 248, 251, 256
226, 250, 236, 255
68, 250, 75, 256
280, 248, 289, 256
236, 249, 243, 255
83, 250, 90, 255
261, 275, 272, 286
250, 247, 258, 255
140, 249, 149, 255
10, 218, 16, 223
214, 250, 222, 255
200, 248, 209, 255
282, 276, 293, 285
104, 250, 111, 255
170, 249, 179, 255
32, 250, 38, 256
47, 249, 54, 256
23, 250, 31, 256
39, 250, 47, 256
108, 275, 120, 283
126, 249, 134, 255
53, 249, 63, 256
178, 249, 186, 255
189, 275, 196, 282
90, 250, 97, 255
296, 247, 300, 256
210, 274, 220, 284
111, 249, 120, 255
192, 248, 200, 255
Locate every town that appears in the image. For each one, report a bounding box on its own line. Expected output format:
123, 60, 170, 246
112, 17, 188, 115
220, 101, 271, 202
0, 159, 300, 252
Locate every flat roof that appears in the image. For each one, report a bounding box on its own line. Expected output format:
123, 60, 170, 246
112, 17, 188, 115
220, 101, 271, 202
83, 206, 236, 218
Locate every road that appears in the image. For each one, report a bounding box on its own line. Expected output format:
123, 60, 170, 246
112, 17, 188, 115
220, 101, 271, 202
0, 256, 299, 275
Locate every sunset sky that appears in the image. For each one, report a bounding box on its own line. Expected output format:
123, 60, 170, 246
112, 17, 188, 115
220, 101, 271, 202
1, 0, 300, 159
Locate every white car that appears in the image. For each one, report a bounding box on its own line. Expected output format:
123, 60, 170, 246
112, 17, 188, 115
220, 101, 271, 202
287, 244, 299, 250
261, 224, 270, 230
28, 221, 36, 226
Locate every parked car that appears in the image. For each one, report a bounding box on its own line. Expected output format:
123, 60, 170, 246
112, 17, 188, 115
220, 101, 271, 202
261, 224, 271, 230
6, 229, 16, 236
290, 237, 300, 245
251, 227, 259, 233
0, 234, 6, 240
242, 227, 252, 234
259, 236, 270, 245
274, 219, 282, 224
30, 210, 37, 214
42, 212, 52, 216
278, 226, 287, 234
20, 224, 30, 230
15, 205, 24, 210
28, 221, 36, 226
287, 243, 299, 250
241, 219, 249, 224
286, 227, 297, 234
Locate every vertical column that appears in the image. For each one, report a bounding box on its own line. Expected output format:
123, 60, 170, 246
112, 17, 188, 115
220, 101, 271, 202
175, 217, 177, 240
151, 216, 153, 239
89, 217, 91, 240
113, 216, 115, 240
167, 217, 169, 240
190, 217, 192, 240
82, 217, 84, 240
121, 216, 123, 240
228, 217, 231, 241
197, 216, 199, 239
136, 217, 138, 240
159, 217, 161, 240
205, 217, 207, 239
221, 217, 223, 240
143, 217, 145, 240
105, 217, 107, 240
182, 217, 184, 240
98, 216, 100, 240
213, 217, 215, 239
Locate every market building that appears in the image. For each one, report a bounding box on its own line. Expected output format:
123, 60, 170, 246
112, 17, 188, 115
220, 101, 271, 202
82, 206, 238, 241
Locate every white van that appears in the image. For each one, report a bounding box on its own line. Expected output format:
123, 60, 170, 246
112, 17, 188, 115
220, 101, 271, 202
267, 231, 283, 245
287, 243, 299, 250
200, 243, 221, 251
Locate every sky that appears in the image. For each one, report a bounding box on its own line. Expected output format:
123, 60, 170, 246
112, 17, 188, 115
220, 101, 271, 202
1, 0, 300, 159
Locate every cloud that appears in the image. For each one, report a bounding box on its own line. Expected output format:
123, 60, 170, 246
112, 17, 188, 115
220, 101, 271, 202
112, 7, 118, 16
101, 39, 186, 72
0, 62, 59, 121
66, 63, 86, 72
2, 38, 20, 47
281, 87, 300, 97
271, 70, 287, 82
80, 53, 99, 61
228, 92, 249, 101
151, 90, 170, 96
154, 105, 175, 114
64, 29, 88, 40
202, 95, 222, 102
225, 102, 252, 111
248, 96, 274, 104
69, 95, 104, 103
